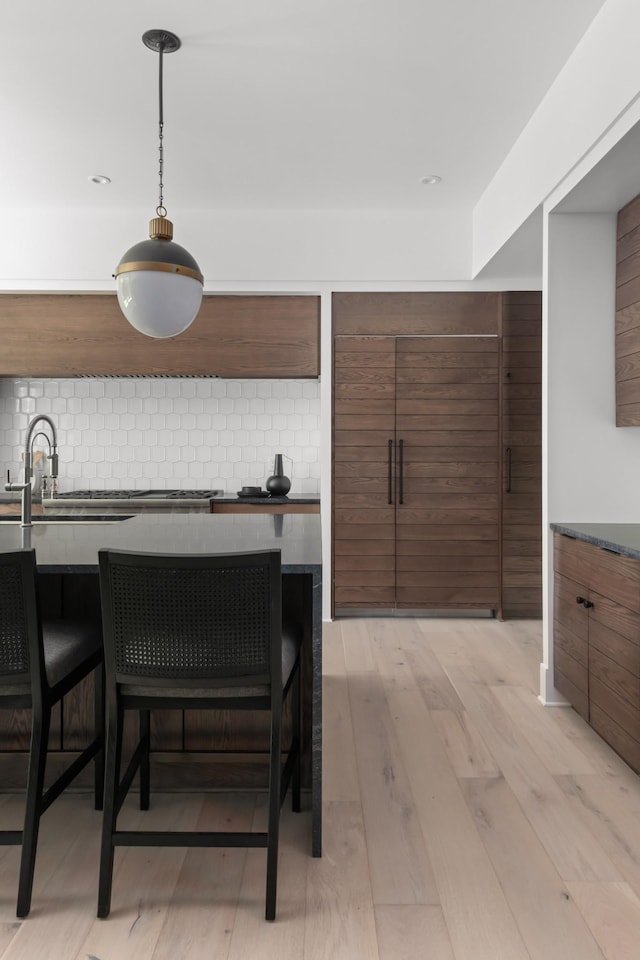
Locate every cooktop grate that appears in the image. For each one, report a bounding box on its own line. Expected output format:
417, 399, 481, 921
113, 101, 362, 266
53, 489, 223, 500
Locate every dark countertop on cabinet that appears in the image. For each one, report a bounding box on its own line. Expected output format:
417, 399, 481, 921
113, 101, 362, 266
551, 522, 640, 560
217, 494, 320, 505
1, 493, 320, 507
0, 512, 322, 573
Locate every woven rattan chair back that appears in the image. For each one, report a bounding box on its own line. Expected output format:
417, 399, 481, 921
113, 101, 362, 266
101, 551, 277, 687
0, 551, 40, 690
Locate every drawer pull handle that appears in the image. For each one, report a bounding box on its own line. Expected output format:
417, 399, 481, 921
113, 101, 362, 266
583, 600, 594, 609
576, 596, 586, 605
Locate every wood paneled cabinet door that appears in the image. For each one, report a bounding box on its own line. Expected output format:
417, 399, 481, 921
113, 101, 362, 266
333, 335, 500, 614
500, 292, 542, 618
333, 337, 396, 610
553, 533, 591, 720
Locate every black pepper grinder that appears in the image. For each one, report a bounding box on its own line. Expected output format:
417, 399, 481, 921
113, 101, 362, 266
265, 454, 291, 496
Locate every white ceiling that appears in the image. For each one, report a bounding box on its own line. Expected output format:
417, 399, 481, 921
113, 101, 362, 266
2, 0, 608, 221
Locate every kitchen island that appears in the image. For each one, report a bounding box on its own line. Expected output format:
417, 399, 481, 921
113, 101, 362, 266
0, 512, 323, 855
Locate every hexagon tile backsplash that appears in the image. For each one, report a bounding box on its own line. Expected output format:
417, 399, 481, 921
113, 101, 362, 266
0, 378, 320, 494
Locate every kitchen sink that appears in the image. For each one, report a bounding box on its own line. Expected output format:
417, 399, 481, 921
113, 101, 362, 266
0, 515, 134, 525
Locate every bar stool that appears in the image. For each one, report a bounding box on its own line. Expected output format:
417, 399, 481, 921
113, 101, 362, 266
0, 548, 104, 917
97, 547, 302, 921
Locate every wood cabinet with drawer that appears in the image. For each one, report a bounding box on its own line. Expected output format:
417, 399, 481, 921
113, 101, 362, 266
553, 532, 640, 771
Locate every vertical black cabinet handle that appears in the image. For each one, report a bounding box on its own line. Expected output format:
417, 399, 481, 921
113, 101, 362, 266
506, 446, 512, 493
388, 439, 393, 504
399, 438, 404, 505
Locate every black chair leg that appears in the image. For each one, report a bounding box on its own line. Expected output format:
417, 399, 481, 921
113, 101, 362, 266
97, 706, 122, 919
265, 712, 282, 922
94, 663, 105, 811
16, 703, 51, 918
139, 709, 150, 811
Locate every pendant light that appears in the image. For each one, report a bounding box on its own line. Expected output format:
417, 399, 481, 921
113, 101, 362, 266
115, 30, 203, 339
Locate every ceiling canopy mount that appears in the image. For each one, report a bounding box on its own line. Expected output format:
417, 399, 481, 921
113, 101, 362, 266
141, 29, 181, 55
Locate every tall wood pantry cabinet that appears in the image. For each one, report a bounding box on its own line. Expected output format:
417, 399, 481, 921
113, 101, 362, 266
501, 291, 543, 618
332, 291, 542, 618
334, 334, 500, 612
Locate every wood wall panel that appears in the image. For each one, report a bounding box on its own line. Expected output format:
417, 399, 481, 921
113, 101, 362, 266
332, 292, 499, 336
500, 291, 542, 617
616, 193, 640, 425
0, 294, 320, 378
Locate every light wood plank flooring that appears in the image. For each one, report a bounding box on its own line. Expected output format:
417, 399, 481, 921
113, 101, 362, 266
2, 617, 640, 959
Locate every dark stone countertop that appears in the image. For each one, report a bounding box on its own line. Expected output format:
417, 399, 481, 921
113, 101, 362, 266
551, 523, 640, 560
0, 512, 322, 574
1, 493, 320, 508
216, 494, 320, 505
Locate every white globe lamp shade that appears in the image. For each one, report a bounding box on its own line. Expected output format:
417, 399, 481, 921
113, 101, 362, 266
115, 220, 204, 339
116, 269, 203, 338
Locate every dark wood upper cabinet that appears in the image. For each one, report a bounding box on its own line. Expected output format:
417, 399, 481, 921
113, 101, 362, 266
0, 294, 320, 378
616, 193, 640, 425
332, 291, 500, 337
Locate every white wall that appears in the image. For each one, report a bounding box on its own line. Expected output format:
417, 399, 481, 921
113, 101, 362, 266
473, 0, 640, 275
0, 207, 474, 288
546, 212, 640, 522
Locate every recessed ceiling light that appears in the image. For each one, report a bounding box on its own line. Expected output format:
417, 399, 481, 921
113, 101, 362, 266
420, 175, 442, 185
88, 174, 111, 185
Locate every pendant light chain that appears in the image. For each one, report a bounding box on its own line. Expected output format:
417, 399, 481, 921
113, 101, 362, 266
157, 41, 167, 218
